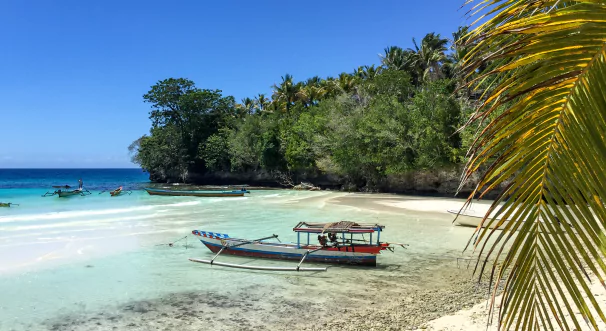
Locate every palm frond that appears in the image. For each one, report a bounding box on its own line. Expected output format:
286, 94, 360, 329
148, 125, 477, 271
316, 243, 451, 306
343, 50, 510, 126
461, 0, 606, 329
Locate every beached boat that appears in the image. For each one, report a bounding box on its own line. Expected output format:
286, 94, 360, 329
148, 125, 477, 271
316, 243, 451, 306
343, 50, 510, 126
145, 187, 246, 197
448, 209, 510, 229
448, 208, 575, 233
190, 221, 407, 271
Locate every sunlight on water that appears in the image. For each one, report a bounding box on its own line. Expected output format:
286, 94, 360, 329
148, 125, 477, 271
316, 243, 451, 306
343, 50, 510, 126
0, 189, 476, 330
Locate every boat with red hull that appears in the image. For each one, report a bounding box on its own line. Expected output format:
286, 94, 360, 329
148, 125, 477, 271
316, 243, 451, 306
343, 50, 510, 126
190, 221, 406, 271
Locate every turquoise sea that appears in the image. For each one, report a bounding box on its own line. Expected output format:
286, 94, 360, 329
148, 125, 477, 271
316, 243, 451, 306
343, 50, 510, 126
0, 169, 475, 331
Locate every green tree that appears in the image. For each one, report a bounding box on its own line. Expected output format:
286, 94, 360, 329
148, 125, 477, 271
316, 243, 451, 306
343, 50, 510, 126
271, 74, 299, 114
132, 78, 236, 180
199, 132, 230, 172
410, 33, 449, 82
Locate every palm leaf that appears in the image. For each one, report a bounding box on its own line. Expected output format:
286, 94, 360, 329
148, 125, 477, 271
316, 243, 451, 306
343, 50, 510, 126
460, 0, 606, 329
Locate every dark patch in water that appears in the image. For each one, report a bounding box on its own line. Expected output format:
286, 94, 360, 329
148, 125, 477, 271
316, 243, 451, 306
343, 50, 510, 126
37, 262, 488, 331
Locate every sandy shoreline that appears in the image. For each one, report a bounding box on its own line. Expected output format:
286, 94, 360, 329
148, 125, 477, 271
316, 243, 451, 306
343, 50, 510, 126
328, 193, 606, 331
15, 192, 602, 331
30, 193, 492, 331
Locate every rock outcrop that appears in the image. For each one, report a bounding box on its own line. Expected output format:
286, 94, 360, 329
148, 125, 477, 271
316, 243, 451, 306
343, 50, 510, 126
147, 165, 504, 198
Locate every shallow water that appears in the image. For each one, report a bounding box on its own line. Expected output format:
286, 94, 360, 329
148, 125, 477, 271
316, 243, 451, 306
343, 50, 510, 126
0, 187, 477, 330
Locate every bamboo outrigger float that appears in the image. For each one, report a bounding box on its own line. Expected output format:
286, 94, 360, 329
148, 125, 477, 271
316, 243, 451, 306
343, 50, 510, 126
190, 221, 407, 272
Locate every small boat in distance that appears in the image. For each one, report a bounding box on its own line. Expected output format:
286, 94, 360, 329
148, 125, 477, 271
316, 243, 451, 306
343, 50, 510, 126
58, 189, 92, 198
110, 186, 131, 196
43, 186, 92, 198
0, 202, 18, 207
189, 221, 408, 271
144, 187, 246, 197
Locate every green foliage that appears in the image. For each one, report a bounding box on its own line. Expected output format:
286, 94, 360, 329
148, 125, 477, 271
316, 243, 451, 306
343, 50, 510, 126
365, 69, 413, 101
409, 80, 463, 168
131, 29, 480, 188
133, 78, 236, 181
137, 125, 189, 181
199, 132, 230, 172
462, 1, 606, 329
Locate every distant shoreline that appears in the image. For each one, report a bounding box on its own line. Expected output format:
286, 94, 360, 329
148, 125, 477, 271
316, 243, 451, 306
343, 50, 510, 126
0, 167, 145, 170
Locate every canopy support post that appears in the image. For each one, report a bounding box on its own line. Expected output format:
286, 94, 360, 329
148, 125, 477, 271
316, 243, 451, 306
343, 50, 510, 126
296, 246, 324, 271
210, 246, 226, 265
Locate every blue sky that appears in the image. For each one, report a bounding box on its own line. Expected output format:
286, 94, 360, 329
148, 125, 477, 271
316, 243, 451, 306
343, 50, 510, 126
0, 0, 468, 168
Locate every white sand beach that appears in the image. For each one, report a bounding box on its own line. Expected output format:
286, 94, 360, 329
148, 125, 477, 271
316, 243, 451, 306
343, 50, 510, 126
330, 193, 606, 331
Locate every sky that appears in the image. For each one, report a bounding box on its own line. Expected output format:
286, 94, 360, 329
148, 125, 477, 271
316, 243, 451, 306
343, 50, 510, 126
0, 0, 469, 168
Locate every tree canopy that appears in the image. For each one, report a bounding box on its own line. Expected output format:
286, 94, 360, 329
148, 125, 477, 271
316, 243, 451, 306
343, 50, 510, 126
131, 29, 484, 190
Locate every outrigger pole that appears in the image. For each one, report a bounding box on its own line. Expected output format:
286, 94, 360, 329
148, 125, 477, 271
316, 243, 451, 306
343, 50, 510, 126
189, 234, 329, 272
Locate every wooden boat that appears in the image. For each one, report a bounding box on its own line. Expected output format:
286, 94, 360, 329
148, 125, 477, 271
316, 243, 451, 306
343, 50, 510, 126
448, 209, 511, 229
145, 188, 246, 197
109, 186, 131, 196
448, 208, 574, 234
190, 221, 407, 271
43, 186, 92, 198
58, 189, 91, 198
0, 202, 18, 207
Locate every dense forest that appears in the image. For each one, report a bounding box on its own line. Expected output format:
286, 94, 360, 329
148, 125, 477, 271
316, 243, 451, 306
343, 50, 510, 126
129, 27, 488, 193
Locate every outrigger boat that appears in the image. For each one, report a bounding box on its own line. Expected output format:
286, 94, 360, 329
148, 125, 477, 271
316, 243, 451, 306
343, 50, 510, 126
42, 185, 92, 198
189, 221, 407, 272
448, 209, 510, 229
110, 186, 131, 196
0, 202, 18, 207
145, 187, 247, 197
101, 186, 132, 196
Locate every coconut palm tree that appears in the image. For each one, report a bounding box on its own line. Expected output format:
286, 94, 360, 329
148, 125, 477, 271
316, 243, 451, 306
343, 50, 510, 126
332, 72, 358, 94
380, 46, 407, 71
460, 1, 606, 330
255, 94, 270, 113
305, 76, 322, 88
241, 97, 255, 115
319, 76, 339, 98
271, 74, 299, 114
410, 33, 449, 82
354, 65, 383, 80
296, 85, 326, 108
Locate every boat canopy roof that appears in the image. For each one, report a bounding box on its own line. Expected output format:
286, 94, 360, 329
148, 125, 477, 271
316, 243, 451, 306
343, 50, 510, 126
293, 221, 385, 234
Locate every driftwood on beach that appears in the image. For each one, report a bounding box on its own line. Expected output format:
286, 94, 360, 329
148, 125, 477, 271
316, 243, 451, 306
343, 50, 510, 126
293, 182, 321, 191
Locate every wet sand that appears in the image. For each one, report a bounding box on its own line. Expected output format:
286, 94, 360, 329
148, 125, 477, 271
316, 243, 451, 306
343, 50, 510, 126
38, 262, 489, 331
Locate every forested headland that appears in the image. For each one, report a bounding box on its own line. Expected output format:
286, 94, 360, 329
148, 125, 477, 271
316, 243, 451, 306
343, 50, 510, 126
129, 27, 489, 195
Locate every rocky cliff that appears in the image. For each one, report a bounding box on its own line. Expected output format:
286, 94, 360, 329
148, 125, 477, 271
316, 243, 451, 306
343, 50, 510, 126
147, 165, 503, 198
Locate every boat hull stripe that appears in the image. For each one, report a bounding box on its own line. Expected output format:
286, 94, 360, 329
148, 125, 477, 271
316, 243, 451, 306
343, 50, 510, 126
200, 240, 377, 266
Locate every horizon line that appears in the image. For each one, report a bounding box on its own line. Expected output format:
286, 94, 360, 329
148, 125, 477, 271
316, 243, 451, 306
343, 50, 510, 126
0, 167, 144, 170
